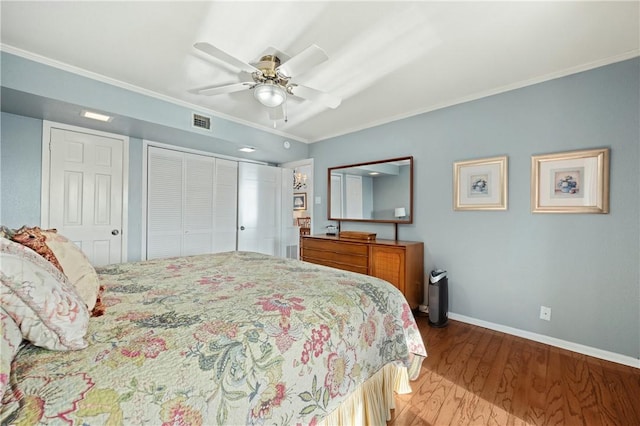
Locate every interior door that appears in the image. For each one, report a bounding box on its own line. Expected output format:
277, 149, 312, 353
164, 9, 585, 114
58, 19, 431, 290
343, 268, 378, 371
46, 126, 125, 265
345, 174, 363, 219
280, 167, 297, 259
237, 162, 281, 255
330, 173, 343, 218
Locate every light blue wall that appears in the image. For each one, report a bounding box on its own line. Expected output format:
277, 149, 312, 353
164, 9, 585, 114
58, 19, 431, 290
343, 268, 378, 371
0, 114, 145, 260
1, 51, 311, 262
1, 49, 638, 361
310, 58, 640, 360
0, 113, 42, 227
127, 137, 144, 261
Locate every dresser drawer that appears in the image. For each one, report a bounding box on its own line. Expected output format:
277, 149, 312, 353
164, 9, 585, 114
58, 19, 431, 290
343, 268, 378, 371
302, 238, 368, 256
300, 236, 424, 309
303, 256, 369, 275
302, 247, 368, 268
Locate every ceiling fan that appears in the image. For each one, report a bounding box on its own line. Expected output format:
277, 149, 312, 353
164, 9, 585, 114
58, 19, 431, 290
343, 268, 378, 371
193, 42, 342, 120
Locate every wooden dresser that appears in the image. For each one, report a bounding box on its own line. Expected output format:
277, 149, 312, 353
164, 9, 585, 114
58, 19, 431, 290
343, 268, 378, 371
300, 235, 424, 309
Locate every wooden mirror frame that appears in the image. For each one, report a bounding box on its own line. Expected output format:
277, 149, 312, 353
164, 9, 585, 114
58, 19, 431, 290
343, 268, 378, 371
327, 156, 414, 224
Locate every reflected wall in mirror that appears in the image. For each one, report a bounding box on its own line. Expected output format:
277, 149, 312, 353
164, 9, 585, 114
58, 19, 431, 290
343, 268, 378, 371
328, 156, 413, 223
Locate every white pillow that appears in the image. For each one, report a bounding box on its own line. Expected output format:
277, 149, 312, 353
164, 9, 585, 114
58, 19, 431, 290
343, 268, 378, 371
40, 230, 100, 311
0, 238, 89, 351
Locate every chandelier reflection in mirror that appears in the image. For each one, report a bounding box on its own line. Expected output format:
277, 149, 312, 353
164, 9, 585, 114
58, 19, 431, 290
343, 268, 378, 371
293, 171, 308, 190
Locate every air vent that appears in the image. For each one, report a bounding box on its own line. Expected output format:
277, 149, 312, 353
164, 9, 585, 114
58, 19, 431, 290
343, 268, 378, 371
192, 113, 211, 130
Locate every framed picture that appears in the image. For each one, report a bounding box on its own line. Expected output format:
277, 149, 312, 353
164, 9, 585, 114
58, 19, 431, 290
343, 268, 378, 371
293, 192, 307, 210
453, 156, 508, 211
531, 148, 609, 213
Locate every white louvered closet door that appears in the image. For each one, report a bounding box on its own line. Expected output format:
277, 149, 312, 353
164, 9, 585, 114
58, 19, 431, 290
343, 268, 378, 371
147, 148, 184, 259
146, 147, 239, 260
183, 153, 215, 256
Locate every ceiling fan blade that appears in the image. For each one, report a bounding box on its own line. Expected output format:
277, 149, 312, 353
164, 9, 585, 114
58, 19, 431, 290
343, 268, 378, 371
290, 84, 342, 109
277, 44, 328, 78
196, 82, 253, 96
194, 42, 259, 73
268, 105, 285, 121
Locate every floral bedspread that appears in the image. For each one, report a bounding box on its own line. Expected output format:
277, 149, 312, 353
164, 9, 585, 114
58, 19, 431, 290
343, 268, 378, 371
2, 251, 426, 425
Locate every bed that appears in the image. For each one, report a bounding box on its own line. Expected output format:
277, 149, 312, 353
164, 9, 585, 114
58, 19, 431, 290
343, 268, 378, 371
1, 232, 426, 425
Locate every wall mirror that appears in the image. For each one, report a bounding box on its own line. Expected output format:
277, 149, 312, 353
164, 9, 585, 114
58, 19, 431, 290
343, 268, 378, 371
328, 156, 413, 223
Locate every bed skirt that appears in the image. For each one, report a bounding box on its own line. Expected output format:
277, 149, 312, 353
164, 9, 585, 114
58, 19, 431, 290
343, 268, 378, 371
319, 354, 424, 426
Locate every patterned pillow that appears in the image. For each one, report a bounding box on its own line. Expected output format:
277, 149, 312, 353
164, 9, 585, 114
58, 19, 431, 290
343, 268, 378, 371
9, 227, 101, 313
0, 307, 23, 400
0, 238, 89, 351
40, 229, 101, 313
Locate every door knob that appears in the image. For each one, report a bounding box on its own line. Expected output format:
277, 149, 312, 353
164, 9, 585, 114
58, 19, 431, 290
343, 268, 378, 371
111, 229, 120, 236
240, 226, 245, 231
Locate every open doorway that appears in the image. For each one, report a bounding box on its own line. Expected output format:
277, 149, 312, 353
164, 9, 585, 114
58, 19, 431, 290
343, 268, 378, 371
281, 158, 314, 257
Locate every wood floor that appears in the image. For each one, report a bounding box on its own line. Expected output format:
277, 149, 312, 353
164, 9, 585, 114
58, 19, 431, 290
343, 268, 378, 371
388, 315, 640, 425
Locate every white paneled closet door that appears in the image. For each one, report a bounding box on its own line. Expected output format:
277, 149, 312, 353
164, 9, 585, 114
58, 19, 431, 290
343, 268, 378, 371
237, 162, 281, 256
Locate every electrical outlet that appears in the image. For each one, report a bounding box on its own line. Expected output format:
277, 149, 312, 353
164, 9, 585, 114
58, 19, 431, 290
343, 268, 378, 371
539, 306, 551, 321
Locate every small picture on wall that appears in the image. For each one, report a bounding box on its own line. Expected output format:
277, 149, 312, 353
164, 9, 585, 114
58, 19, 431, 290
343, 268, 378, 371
453, 156, 508, 211
531, 148, 609, 213
294, 193, 307, 210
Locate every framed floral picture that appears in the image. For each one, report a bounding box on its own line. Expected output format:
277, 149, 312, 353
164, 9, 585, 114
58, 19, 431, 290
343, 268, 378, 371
453, 156, 508, 211
531, 148, 609, 213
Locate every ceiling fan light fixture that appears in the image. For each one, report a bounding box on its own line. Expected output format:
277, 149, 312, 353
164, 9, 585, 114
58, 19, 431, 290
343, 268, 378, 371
253, 81, 286, 108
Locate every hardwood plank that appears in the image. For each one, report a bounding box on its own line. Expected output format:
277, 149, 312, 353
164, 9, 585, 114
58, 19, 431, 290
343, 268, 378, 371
559, 352, 600, 424
471, 332, 513, 419
585, 358, 622, 425
619, 365, 640, 422
522, 343, 547, 425
388, 319, 640, 426
460, 326, 493, 392
449, 391, 483, 425
432, 380, 466, 425
543, 348, 566, 425
493, 338, 527, 416
390, 369, 443, 425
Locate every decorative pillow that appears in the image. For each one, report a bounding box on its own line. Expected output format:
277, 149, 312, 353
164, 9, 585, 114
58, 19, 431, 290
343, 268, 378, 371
0, 238, 89, 351
9, 227, 101, 314
0, 307, 23, 400
39, 229, 101, 314
11, 226, 65, 274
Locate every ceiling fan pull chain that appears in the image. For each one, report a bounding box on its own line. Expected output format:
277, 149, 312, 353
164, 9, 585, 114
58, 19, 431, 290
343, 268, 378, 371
284, 100, 288, 123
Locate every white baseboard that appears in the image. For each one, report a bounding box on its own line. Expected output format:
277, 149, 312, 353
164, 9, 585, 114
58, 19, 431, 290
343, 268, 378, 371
448, 312, 640, 369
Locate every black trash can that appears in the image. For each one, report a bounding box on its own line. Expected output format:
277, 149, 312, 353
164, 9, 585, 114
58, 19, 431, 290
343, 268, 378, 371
428, 269, 448, 327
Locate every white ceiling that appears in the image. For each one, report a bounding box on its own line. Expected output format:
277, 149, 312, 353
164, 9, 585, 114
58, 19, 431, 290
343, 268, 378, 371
1, 1, 638, 143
